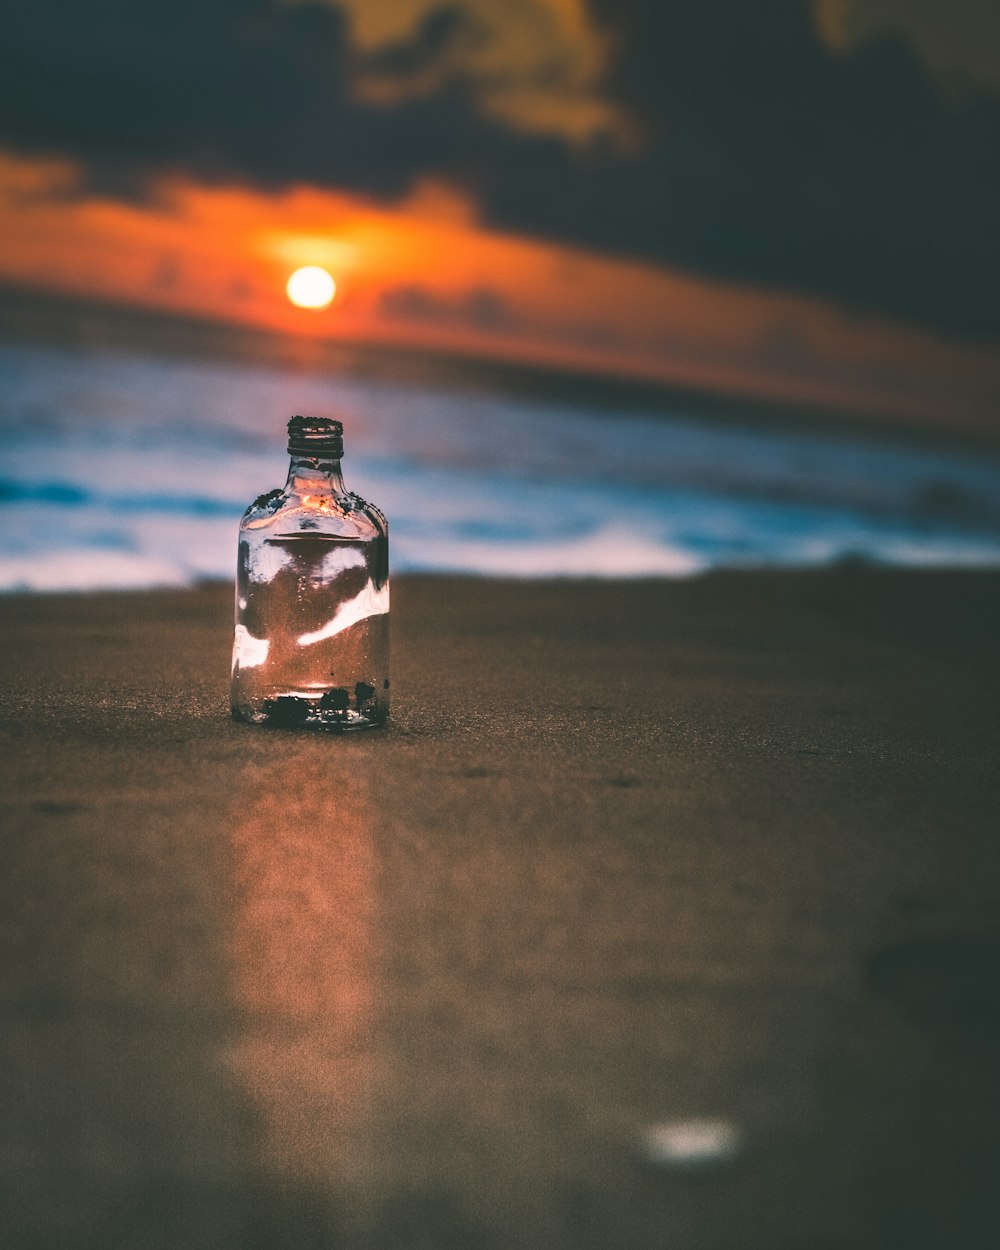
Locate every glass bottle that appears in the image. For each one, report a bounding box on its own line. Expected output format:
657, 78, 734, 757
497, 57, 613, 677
231, 415, 389, 730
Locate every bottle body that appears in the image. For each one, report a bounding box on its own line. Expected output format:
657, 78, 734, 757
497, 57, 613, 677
231, 432, 389, 731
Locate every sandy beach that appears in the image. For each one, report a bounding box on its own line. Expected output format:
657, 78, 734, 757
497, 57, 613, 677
2, 570, 999, 1249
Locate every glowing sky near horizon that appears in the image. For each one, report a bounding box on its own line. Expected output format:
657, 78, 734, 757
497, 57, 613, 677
0, 148, 998, 437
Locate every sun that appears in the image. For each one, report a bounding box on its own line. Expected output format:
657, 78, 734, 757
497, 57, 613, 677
286, 266, 336, 309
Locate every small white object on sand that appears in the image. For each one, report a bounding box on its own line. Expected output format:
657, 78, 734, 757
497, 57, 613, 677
642, 1118, 742, 1168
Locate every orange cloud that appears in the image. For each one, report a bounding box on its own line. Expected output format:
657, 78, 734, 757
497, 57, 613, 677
329, 0, 635, 148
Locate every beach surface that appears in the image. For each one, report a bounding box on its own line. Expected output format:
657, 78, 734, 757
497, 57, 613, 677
1, 571, 999, 1249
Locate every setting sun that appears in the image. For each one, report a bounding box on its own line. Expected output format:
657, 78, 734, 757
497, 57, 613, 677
286, 265, 336, 309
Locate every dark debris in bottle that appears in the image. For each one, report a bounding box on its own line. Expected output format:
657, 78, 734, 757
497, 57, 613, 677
320, 687, 351, 712
251, 488, 283, 512
261, 696, 311, 728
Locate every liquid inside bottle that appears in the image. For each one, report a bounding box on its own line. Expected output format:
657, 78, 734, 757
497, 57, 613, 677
231, 416, 389, 730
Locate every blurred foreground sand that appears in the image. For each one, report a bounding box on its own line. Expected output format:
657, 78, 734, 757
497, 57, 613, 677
1, 572, 999, 1249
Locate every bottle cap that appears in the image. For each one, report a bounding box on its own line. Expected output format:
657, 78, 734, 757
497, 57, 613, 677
287, 415, 344, 457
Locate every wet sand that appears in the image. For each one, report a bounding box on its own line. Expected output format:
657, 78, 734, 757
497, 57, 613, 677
1, 571, 999, 1249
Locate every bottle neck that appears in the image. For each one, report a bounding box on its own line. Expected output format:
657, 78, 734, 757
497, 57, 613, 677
285, 454, 346, 495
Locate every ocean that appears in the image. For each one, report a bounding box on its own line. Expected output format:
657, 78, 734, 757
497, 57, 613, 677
2, 338, 1000, 591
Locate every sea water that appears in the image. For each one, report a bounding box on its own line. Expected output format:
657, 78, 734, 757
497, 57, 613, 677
2, 340, 1000, 591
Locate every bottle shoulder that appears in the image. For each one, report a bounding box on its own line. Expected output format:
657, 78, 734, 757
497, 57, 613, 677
240, 485, 387, 541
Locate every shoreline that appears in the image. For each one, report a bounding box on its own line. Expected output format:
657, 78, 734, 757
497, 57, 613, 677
6, 550, 1000, 599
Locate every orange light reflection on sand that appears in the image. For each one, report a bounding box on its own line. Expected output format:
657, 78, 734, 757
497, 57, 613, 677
224, 762, 377, 1184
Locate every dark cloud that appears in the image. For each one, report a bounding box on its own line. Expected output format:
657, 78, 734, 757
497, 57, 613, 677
151, 253, 182, 291
1, 0, 998, 336
380, 284, 516, 332
361, 7, 470, 80
585, 1, 1000, 335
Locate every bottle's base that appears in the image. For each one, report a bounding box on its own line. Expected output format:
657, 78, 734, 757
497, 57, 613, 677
231, 693, 388, 732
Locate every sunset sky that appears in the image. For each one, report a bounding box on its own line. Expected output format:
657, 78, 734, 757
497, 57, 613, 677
1, 0, 998, 429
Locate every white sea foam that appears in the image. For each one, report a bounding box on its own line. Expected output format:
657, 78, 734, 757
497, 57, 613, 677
0, 549, 190, 593
391, 524, 707, 578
